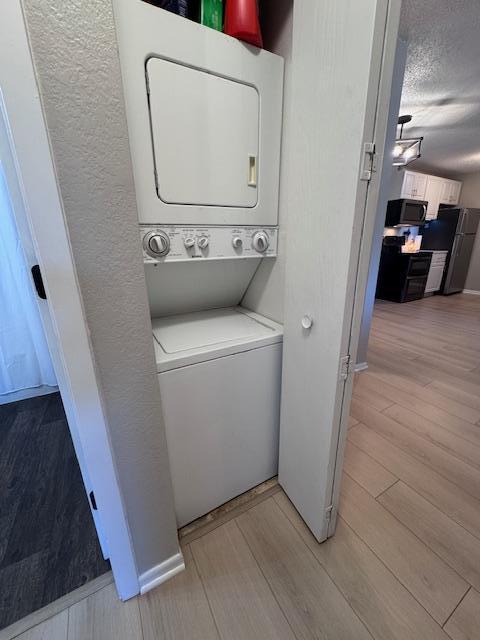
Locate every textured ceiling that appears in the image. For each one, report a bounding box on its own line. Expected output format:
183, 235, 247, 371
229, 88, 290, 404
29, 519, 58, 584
399, 0, 480, 175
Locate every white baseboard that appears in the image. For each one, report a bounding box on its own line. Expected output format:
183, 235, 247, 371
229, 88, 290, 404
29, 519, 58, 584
463, 289, 480, 296
354, 362, 368, 373
138, 551, 185, 595
0, 385, 58, 405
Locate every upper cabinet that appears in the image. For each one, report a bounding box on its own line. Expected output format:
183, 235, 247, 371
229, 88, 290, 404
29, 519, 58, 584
440, 179, 462, 206
393, 170, 462, 221
425, 176, 444, 220
400, 170, 427, 200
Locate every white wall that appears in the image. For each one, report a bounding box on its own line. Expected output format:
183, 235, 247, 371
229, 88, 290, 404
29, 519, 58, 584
22, 0, 179, 577
458, 171, 480, 292
356, 38, 407, 366
242, 0, 293, 323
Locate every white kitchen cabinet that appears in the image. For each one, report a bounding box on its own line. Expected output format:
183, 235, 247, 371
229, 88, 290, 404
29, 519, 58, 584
395, 171, 462, 213
440, 179, 462, 206
424, 175, 444, 220
424, 251, 448, 294
400, 170, 427, 200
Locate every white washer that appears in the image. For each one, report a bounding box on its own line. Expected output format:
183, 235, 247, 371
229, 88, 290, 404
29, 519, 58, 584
152, 307, 283, 527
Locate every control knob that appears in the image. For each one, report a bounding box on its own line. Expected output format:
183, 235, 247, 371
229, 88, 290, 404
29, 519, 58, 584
232, 236, 243, 249
252, 231, 269, 253
184, 237, 195, 249
144, 231, 170, 258
198, 236, 209, 250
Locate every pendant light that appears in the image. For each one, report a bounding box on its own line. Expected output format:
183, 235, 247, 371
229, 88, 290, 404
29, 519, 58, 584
393, 115, 423, 166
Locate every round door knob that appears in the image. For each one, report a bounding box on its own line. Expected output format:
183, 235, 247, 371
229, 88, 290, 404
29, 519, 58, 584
184, 237, 195, 249
232, 237, 243, 249
198, 236, 209, 249
301, 315, 313, 330
144, 231, 170, 258
252, 231, 269, 253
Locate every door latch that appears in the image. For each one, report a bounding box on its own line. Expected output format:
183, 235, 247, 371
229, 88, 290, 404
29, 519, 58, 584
31, 265, 47, 300
360, 142, 376, 181
339, 354, 352, 381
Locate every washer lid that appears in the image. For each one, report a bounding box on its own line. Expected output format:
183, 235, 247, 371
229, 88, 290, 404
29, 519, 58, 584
152, 307, 278, 354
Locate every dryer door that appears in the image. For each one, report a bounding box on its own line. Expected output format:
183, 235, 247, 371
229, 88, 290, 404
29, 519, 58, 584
147, 58, 259, 209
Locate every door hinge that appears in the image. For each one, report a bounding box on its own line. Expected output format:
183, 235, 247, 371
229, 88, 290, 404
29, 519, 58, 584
325, 504, 334, 521
361, 141, 376, 181
89, 491, 98, 511
339, 354, 353, 381
31, 265, 47, 300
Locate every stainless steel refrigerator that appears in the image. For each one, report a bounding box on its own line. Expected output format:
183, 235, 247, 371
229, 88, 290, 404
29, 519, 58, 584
421, 207, 480, 295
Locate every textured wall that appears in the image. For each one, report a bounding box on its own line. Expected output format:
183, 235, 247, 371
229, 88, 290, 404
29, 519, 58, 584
22, 0, 179, 575
399, 0, 480, 175
459, 172, 480, 291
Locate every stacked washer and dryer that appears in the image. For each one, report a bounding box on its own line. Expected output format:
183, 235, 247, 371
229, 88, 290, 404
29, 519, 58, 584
114, 1, 285, 526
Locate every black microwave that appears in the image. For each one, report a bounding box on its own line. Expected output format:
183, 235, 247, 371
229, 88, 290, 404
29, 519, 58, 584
385, 199, 428, 227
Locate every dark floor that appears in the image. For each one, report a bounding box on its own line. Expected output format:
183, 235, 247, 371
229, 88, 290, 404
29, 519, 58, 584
0, 392, 110, 629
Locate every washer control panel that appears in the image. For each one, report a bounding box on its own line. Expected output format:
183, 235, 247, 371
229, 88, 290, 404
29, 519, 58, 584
141, 226, 278, 263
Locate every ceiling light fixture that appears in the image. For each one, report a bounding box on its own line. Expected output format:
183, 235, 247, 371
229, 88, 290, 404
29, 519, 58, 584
393, 115, 423, 166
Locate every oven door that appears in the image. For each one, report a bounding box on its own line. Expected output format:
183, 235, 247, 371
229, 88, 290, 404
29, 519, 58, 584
407, 255, 431, 277
403, 276, 428, 302
400, 200, 427, 225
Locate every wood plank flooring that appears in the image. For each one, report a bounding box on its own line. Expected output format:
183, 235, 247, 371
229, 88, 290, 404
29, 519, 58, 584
0, 393, 109, 630
7, 294, 480, 640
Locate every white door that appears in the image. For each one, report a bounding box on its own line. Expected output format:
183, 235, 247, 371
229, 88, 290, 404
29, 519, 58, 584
425, 175, 444, 220
401, 170, 416, 198
0, 107, 109, 558
425, 264, 444, 293
450, 180, 462, 205
147, 58, 259, 208
440, 179, 452, 204
411, 172, 428, 199
1, 0, 140, 599
279, 0, 401, 540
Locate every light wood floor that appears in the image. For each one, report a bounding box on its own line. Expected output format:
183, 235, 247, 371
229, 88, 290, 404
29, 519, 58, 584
6, 294, 480, 640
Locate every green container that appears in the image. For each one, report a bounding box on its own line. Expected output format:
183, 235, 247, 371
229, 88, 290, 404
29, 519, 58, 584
200, 0, 223, 31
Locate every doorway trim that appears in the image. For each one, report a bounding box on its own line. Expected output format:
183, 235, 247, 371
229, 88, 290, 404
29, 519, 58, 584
326, 0, 403, 536
0, 1, 139, 599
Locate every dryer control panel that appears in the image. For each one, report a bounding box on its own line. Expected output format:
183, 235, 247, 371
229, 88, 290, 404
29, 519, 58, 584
141, 226, 278, 263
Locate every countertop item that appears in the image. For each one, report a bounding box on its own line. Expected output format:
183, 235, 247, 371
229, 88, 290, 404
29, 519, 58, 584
224, 0, 263, 47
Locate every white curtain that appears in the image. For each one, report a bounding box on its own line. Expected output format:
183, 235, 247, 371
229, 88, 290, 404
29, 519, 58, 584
0, 163, 56, 395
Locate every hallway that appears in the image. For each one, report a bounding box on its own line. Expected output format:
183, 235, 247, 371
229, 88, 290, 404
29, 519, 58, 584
5, 294, 480, 640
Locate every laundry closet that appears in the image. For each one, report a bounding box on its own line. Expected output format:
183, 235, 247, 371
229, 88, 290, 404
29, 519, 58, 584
113, 0, 397, 541
114, 0, 290, 527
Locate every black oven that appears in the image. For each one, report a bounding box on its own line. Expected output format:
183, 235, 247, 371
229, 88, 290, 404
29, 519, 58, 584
385, 199, 428, 227
402, 276, 428, 302
376, 251, 432, 303
407, 254, 431, 277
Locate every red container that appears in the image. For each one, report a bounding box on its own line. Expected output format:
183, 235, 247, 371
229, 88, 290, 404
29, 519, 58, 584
224, 0, 263, 48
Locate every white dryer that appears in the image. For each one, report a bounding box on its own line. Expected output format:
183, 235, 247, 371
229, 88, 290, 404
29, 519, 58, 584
113, 0, 284, 227
152, 307, 283, 527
